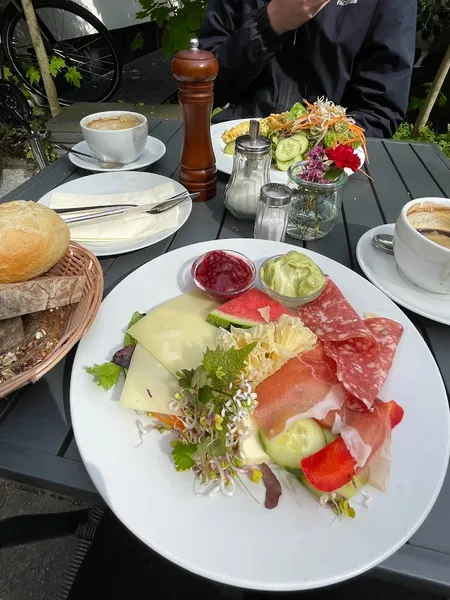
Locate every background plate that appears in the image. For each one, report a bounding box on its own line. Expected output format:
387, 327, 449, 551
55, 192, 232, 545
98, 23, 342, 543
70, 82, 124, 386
39, 172, 192, 257
211, 119, 366, 184
70, 238, 449, 591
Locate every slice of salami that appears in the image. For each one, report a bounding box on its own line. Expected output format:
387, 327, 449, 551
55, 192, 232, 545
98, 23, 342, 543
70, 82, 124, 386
324, 317, 404, 409
298, 277, 375, 347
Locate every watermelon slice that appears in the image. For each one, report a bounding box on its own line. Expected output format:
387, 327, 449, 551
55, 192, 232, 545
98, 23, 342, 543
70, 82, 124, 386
206, 288, 291, 329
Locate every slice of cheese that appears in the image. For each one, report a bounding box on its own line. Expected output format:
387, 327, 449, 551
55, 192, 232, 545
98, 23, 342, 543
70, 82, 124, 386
239, 416, 271, 466
119, 343, 179, 414
127, 294, 219, 375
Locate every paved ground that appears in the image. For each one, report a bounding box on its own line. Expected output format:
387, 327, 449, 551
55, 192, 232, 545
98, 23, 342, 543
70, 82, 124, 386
0, 479, 90, 600
0, 167, 37, 200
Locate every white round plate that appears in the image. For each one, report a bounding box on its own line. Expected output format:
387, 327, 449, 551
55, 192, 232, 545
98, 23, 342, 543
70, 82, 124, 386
71, 238, 449, 591
357, 224, 450, 326
39, 172, 192, 257
211, 119, 366, 184
68, 137, 166, 172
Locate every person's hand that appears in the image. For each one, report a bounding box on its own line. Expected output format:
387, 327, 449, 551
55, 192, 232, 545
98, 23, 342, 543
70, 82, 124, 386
267, 0, 330, 34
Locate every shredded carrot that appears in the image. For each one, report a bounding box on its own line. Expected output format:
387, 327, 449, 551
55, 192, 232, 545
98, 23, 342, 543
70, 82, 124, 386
153, 412, 185, 431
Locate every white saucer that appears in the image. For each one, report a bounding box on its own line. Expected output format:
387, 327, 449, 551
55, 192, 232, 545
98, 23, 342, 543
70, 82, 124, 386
68, 137, 166, 172
356, 224, 450, 326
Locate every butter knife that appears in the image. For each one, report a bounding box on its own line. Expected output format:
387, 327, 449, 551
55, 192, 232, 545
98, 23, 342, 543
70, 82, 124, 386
63, 193, 198, 226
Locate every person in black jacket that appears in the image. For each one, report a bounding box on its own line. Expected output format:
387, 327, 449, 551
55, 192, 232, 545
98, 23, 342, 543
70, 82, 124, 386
199, 0, 417, 138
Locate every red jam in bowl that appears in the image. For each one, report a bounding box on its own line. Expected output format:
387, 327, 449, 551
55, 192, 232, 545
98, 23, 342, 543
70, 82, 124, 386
192, 250, 256, 301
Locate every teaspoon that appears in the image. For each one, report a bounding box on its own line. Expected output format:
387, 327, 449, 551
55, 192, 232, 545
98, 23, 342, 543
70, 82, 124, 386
372, 233, 394, 255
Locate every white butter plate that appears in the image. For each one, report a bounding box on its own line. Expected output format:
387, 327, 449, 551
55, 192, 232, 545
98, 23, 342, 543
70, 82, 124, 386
70, 238, 449, 591
39, 172, 192, 257
356, 224, 450, 326
211, 119, 366, 184
68, 137, 166, 173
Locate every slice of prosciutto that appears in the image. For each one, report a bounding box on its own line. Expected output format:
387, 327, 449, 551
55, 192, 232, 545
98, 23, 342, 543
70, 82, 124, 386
298, 277, 376, 347
302, 399, 404, 492
324, 317, 404, 409
254, 342, 344, 439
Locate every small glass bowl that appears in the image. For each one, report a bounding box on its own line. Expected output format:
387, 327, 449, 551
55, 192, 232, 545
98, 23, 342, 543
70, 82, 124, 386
191, 249, 256, 302
259, 255, 326, 310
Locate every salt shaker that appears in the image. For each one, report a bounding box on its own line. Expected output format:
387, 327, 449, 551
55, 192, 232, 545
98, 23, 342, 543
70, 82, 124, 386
254, 183, 292, 242
171, 38, 219, 202
224, 120, 271, 220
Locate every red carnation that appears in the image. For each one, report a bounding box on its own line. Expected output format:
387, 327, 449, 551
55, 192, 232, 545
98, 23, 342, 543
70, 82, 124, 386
326, 144, 361, 172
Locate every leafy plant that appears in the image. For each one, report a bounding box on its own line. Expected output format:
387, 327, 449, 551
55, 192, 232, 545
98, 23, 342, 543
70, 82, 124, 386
417, 0, 450, 39
131, 31, 145, 52
136, 0, 208, 58
393, 122, 450, 158
409, 82, 447, 111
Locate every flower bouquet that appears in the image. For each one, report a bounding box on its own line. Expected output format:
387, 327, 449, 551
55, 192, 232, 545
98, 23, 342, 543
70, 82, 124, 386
286, 144, 361, 241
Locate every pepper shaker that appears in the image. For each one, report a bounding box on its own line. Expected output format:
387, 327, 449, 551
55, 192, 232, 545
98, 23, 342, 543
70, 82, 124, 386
224, 120, 271, 220
171, 38, 219, 202
254, 183, 292, 242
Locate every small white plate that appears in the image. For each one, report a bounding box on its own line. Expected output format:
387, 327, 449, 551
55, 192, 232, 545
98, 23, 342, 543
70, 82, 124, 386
68, 137, 166, 172
211, 119, 366, 184
356, 224, 450, 326
39, 172, 192, 257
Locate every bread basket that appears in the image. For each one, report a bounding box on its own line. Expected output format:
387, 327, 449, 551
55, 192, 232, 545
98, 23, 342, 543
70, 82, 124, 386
0, 242, 103, 398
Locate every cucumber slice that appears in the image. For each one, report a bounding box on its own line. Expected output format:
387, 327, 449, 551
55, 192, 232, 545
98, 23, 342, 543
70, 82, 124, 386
223, 140, 236, 155
259, 419, 327, 469
276, 152, 304, 172
290, 133, 309, 154
275, 137, 301, 162
297, 467, 369, 501
323, 429, 337, 445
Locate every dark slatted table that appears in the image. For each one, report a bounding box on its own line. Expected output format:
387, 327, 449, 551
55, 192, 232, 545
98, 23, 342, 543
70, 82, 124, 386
1, 121, 449, 594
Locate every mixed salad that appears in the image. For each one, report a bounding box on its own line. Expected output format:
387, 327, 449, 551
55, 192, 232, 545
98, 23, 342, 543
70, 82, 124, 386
87, 249, 404, 519
221, 98, 367, 172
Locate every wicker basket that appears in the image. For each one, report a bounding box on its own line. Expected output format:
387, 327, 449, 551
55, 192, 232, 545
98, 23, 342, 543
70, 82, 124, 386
0, 242, 104, 399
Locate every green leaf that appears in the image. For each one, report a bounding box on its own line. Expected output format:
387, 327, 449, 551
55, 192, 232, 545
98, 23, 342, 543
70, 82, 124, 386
3, 66, 13, 80
49, 55, 66, 77
324, 165, 342, 182
117, 99, 125, 104
26, 66, 41, 86
124, 311, 145, 346
135, 101, 144, 107
131, 31, 145, 52
198, 385, 214, 404
86, 362, 122, 390
408, 97, 424, 111
197, 435, 226, 457
176, 368, 195, 390
65, 66, 82, 88
438, 92, 447, 109
287, 102, 307, 120
172, 442, 197, 471
202, 343, 257, 389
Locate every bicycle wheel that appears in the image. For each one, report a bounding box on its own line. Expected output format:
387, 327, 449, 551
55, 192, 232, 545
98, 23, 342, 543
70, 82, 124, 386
1, 0, 122, 105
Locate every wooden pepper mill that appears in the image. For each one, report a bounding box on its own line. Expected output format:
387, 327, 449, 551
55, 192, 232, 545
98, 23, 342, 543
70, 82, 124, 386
171, 38, 219, 202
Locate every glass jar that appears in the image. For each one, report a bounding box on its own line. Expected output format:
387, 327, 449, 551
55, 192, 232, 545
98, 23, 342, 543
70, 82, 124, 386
254, 183, 292, 242
224, 127, 271, 220
286, 162, 348, 241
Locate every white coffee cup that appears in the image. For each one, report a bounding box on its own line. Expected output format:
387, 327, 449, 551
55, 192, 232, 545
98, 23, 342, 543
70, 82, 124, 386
394, 197, 450, 294
80, 111, 148, 165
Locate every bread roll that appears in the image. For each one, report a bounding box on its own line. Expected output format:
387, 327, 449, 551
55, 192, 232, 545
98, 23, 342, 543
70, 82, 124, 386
0, 201, 70, 283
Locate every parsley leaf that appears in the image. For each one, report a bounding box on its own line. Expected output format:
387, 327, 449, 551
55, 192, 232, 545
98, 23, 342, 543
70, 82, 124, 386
86, 362, 122, 390
176, 369, 195, 390
198, 385, 214, 404
202, 343, 257, 388
124, 311, 145, 346
197, 436, 226, 457
172, 442, 197, 471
